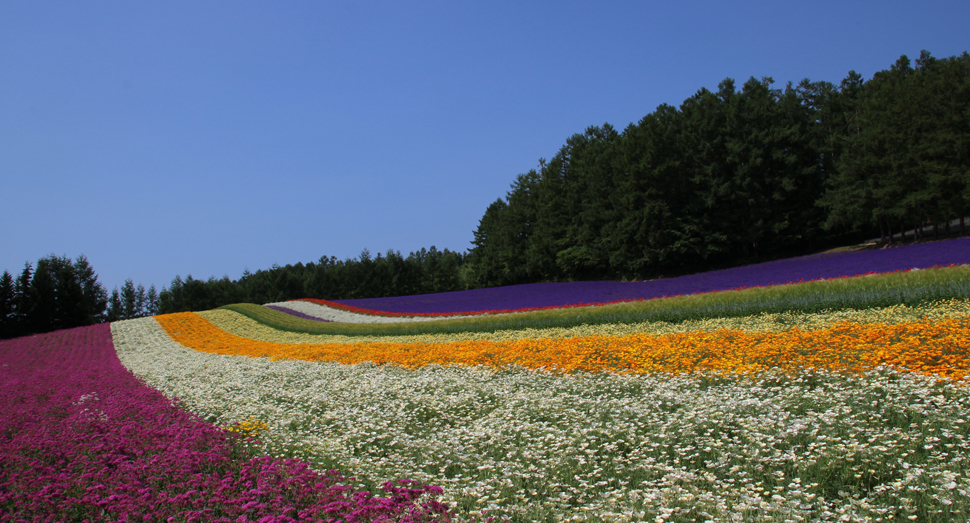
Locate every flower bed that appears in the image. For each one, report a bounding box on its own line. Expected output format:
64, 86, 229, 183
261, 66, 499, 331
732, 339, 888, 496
155, 310, 970, 379
327, 238, 970, 314
199, 299, 970, 344
0, 324, 451, 522
116, 314, 970, 522
265, 304, 333, 322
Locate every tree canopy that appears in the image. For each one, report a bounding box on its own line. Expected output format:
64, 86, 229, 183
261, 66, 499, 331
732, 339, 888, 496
466, 51, 970, 287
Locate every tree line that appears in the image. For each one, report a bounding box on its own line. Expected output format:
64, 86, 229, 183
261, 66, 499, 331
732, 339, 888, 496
0, 248, 468, 338
463, 50, 970, 287
156, 246, 468, 314
4, 51, 967, 335
0, 254, 163, 339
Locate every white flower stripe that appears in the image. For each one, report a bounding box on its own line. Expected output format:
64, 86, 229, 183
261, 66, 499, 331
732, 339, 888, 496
111, 316, 970, 522
264, 300, 478, 323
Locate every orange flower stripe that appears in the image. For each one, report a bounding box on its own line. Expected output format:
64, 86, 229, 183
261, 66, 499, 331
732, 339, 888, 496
155, 312, 970, 379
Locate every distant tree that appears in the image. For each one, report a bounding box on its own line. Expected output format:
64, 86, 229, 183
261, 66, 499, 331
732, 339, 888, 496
677, 80, 735, 264
73, 255, 107, 324
0, 271, 14, 338
912, 51, 970, 237
527, 154, 569, 279
158, 275, 185, 314
612, 102, 697, 276
820, 52, 970, 242
13, 262, 33, 336
106, 288, 123, 322
135, 284, 147, 317
29, 256, 60, 333
146, 284, 159, 316
52, 255, 86, 328
469, 198, 512, 287
121, 279, 139, 319
181, 275, 208, 312
23, 254, 95, 333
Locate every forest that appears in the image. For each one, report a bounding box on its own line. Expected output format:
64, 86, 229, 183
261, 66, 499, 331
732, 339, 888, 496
2, 50, 968, 337
467, 50, 970, 287
0, 254, 167, 339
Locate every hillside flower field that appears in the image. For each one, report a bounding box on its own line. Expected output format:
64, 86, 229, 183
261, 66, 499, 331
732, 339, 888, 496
332, 238, 970, 314
4, 241, 970, 522
0, 325, 450, 522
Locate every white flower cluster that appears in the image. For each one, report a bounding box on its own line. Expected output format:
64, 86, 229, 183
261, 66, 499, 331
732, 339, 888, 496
112, 317, 970, 522
264, 300, 477, 323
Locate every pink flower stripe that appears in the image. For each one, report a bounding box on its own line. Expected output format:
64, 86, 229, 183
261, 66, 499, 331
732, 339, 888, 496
0, 324, 452, 522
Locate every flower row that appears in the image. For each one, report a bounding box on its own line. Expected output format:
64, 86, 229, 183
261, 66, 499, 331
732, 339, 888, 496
0, 324, 451, 522
268, 300, 469, 323
114, 316, 970, 522
201, 299, 970, 345
156, 310, 970, 379
329, 238, 970, 314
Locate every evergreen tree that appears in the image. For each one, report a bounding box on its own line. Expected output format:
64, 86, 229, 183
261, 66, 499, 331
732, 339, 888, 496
136, 284, 148, 317
469, 198, 512, 287
612, 103, 697, 276
913, 51, 970, 236
555, 125, 620, 279
73, 254, 107, 325
677, 81, 735, 263
13, 262, 33, 336
158, 275, 185, 314
0, 271, 14, 338
146, 284, 159, 316
29, 257, 59, 333
51, 255, 86, 329
817, 71, 876, 236
527, 155, 570, 279
106, 288, 123, 322
121, 279, 138, 319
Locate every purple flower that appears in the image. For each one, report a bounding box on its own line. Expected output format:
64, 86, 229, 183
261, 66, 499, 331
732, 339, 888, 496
265, 305, 333, 322
331, 238, 970, 313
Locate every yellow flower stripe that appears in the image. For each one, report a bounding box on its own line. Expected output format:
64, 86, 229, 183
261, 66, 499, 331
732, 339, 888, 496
197, 299, 970, 344
156, 312, 970, 379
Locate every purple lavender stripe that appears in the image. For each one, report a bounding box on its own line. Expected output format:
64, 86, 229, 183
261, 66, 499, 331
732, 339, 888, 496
333, 238, 970, 314
266, 304, 333, 322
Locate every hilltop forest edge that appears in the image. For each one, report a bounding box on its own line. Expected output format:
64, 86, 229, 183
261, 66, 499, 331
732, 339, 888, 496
1, 50, 968, 339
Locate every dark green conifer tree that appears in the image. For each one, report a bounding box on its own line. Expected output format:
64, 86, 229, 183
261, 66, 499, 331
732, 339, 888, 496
13, 262, 33, 336
0, 271, 15, 338
106, 288, 123, 322
121, 279, 138, 319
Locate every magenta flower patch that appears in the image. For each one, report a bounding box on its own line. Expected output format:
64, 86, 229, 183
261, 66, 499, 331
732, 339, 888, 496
0, 324, 450, 522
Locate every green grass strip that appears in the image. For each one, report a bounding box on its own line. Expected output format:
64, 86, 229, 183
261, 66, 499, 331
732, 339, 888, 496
218, 265, 970, 337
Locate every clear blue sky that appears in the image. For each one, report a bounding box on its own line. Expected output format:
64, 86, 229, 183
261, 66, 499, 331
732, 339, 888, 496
2, 1, 968, 293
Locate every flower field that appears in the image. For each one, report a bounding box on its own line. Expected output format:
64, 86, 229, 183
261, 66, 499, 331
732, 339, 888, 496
0, 325, 451, 522
331, 238, 970, 314
4, 249, 970, 522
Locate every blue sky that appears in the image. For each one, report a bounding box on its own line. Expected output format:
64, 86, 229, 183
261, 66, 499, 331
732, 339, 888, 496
2, 1, 968, 293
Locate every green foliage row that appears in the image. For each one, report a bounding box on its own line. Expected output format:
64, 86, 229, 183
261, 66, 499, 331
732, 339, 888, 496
219, 265, 970, 338
467, 51, 970, 287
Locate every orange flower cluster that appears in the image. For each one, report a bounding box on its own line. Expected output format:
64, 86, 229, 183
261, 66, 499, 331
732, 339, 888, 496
155, 312, 970, 379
